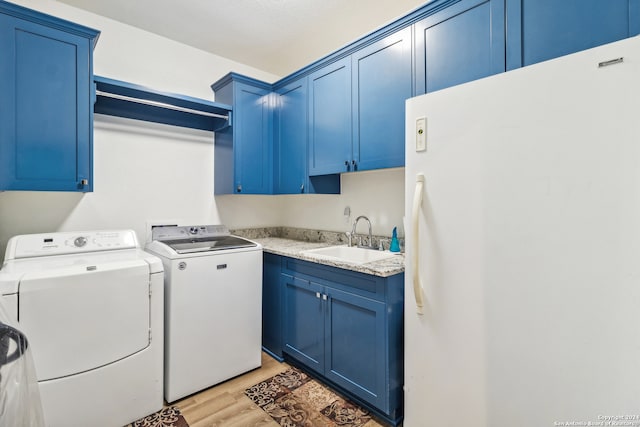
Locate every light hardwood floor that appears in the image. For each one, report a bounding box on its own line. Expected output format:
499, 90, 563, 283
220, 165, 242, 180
172, 352, 386, 427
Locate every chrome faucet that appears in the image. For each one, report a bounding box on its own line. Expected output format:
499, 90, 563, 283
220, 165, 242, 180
351, 215, 373, 248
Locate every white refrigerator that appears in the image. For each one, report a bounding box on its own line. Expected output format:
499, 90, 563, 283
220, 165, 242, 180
404, 36, 640, 426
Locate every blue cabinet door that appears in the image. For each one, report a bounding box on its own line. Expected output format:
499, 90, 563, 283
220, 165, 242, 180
414, 0, 506, 94
325, 287, 387, 412
352, 27, 412, 171
262, 253, 283, 359
506, 0, 640, 70
212, 74, 273, 195
274, 78, 308, 194
279, 256, 405, 424
282, 274, 325, 374
0, 12, 97, 191
308, 57, 352, 175
234, 82, 273, 194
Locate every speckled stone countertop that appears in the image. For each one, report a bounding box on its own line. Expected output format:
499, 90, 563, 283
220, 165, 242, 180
232, 227, 405, 278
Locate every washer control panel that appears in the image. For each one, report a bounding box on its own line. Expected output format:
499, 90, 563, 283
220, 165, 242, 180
151, 225, 229, 241
6, 230, 139, 260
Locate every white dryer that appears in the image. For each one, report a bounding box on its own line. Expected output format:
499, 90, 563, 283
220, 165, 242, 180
0, 230, 164, 427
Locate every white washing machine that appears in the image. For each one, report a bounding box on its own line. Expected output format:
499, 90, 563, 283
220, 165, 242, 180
145, 224, 262, 403
0, 230, 164, 427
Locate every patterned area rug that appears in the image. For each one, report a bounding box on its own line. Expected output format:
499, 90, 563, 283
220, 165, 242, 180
245, 367, 373, 427
125, 406, 189, 427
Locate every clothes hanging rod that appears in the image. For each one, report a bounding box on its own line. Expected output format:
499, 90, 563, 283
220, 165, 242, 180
96, 90, 229, 120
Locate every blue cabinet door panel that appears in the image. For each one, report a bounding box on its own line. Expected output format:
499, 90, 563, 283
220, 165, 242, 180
506, 0, 640, 69
279, 256, 404, 424
274, 79, 308, 194
352, 28, 412, 171
415, 0, 505, 94
235, 83, 272, 194
0, 14, 93, 191
283, 274, 325, 374
325, 288, 387, 411
262, 253, 283, 359
308, 57, 352, 176
17, 30, 78, 182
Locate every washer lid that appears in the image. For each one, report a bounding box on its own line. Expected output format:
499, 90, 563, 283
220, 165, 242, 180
150, 224, 256, 254
163, 235, 257, 254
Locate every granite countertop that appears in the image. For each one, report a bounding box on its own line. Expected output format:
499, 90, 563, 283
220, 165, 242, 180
241, 232, 405, 278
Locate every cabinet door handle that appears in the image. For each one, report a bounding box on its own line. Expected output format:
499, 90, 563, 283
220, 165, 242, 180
236, 184, 242, 193
80, 179, 89, 186
316, 292, 321, 299
352, 160, 357, 171
345, 160, 350, 171
300, 183, 304, 193
322, 294, 328, 301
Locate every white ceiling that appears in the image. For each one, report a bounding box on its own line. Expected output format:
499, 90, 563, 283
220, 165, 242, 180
56, 0, 428, 77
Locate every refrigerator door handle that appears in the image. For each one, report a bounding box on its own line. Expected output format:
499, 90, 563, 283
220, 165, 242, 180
412, 173, 425, 314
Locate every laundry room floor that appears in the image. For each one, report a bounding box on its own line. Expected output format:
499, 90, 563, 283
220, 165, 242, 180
171, 352, 386, 427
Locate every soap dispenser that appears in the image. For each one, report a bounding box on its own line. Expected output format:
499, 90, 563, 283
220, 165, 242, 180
389, 227, 400, 253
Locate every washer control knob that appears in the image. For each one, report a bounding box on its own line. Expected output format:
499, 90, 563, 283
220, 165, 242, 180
189, 227, 199, 235
74, 236, 87, 247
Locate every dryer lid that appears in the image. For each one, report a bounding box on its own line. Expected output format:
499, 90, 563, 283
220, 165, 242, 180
17, 259, 151, 381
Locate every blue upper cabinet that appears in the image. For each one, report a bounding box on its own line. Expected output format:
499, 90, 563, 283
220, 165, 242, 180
0, 1, 99, 192
308, 57, 352, 176
212, 73, 273, 194
308, 28, 412, 176
274, 78, 309, 194
352, 27, 412, 172
274, 77, 341, 194
414, 0, 506, 94
506, 0, 640, 70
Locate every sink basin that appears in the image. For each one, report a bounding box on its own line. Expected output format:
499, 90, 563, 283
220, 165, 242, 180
302, 245, 398, 265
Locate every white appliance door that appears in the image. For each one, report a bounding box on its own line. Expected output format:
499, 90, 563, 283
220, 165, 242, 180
18, 260, 150, 381
404, 36, 640, 426
164, 249, 262, 402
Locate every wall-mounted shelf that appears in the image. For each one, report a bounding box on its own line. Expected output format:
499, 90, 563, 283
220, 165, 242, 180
94, 75, 232, 131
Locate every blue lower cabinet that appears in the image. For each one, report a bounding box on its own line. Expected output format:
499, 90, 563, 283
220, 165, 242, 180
282, 274, 325, 374
414, 0, 505, 94
506, 0, 640, 70
325, 287, 387, 412
262, 253, 284, 360
0, 2, 99, 191
280, 256, 404, 425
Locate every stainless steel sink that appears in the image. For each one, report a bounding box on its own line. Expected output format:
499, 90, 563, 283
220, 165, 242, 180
301, 245, 398, 264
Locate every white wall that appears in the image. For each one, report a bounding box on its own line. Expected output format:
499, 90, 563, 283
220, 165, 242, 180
217, 168, 406, 237
0, 0, 406, 262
